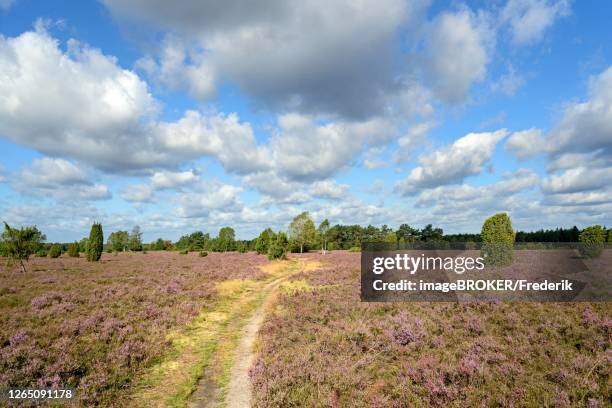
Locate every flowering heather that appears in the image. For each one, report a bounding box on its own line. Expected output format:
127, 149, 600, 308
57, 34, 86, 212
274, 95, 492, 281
252, 250, 611, 407
0, 251, 267, 406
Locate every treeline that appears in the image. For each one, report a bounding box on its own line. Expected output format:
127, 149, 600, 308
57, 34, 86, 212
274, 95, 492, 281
2, 213, 611, 266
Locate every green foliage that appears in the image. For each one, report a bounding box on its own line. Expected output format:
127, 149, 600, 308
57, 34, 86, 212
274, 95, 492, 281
1, 222, 46, 272
607, 228, 612, 243
348, 246, 361, 252
419, 224, 444, 241
68, 242, 80, 257
578, 225, 605, 258
396, 224, 418, 244
217, 227, 236, 252
199, 250, 208, 257
36, 248, 47, 257
175, 231, 209, 251
151, 238, 173, 251
236, 241, 248, 253
481, 213, 515, 266
129, 225, 143, 251
87, 223, 104, 262
107, 230, 128, 252
318, 219, 330, 253
288, 212, 316, 253
79, 237, 89, 253
268, 232, 288, 260
179, 249, 188, 255
48, 244, 62, 258
254, 228, 274, 255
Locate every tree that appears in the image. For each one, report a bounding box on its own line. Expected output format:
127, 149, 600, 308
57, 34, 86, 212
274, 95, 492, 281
68, 242, 80, 257
268, 232, 288, 260
87, 223, 104, 262
79, 237, 89, 253
481, 213, 515, 266
107, 231, 128, 253
396, 224, 417, 248
254, 228, 274, 255
318, 219, 330, 254
288, 212, 316, 253
129, 226, 143, 251
218, 227, 235, 252
0, 222, 45, 272
579, 225, 606, 258
236, 241, 248, 253
419, 224, 444, 242
48, 244, 62, 258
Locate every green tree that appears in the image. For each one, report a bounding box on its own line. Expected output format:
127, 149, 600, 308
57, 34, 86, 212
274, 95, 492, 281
79, 237, 89, 253
107, 231, 128, 252
87, 223, 104, 262
268, 232, 288, 260
48, 244, 62, 258
481, 213, 515, 266
288, 212, 316, 253
218, 227, 236, 252
67, 242, 80, 257
129, 225, 143, 251
236, 241, 248, 253
579, 225, 606, 258
396, 224, 417, 248
419, 224, 444, 242
254, 228, 274, 255
318, 219, 330, 254
0, 222, 46, 272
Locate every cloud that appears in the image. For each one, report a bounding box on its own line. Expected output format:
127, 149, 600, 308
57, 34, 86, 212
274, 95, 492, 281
270, 114, 396, 182
505, 128, 546, 158
310, 180, 349, 200
396, 129, 508, 195
105, 0, 423, 119
428, 8, 493, 103
151, 170, 198, 190
0, 27, 268, 175
548, 66, 612, 159
500, 0, 570, 45
15, 158, 111, 201
491, 64, 526, 96
19, 158, 90, 188
541, 166, 612, 194
394, 121, 435, 163
120, 184, 155, 203
177, 182, 243, 218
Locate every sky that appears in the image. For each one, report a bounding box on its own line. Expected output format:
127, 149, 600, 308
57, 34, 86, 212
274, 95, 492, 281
0, 0, 611, 242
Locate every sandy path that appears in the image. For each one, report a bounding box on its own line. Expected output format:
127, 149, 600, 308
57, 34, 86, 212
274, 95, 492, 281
224, 281, 277, 408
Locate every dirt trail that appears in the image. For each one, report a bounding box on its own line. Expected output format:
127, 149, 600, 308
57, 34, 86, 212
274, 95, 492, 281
224, 279, 278, 408
189, 258, 322, 408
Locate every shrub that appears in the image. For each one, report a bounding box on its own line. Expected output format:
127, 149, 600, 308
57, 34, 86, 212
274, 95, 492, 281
268, 232, 288, 260
48, 244, 62, 258
236, 241, 248, 253
36, 248, 47, 257
179, 250, 188, 255
1, 222, 46, 272
348, 246, 361, 252
578, 225, 605, 258
481, 213, 515, 266
199, 251, 208, 257
87, 223, 104, 262
67, 242, 80, 257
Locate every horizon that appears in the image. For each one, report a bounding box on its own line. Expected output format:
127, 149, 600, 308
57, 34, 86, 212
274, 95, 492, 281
1, 0, 611, 242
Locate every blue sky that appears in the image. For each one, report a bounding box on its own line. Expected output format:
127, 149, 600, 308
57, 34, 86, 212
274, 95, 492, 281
0, 0, 611, 242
